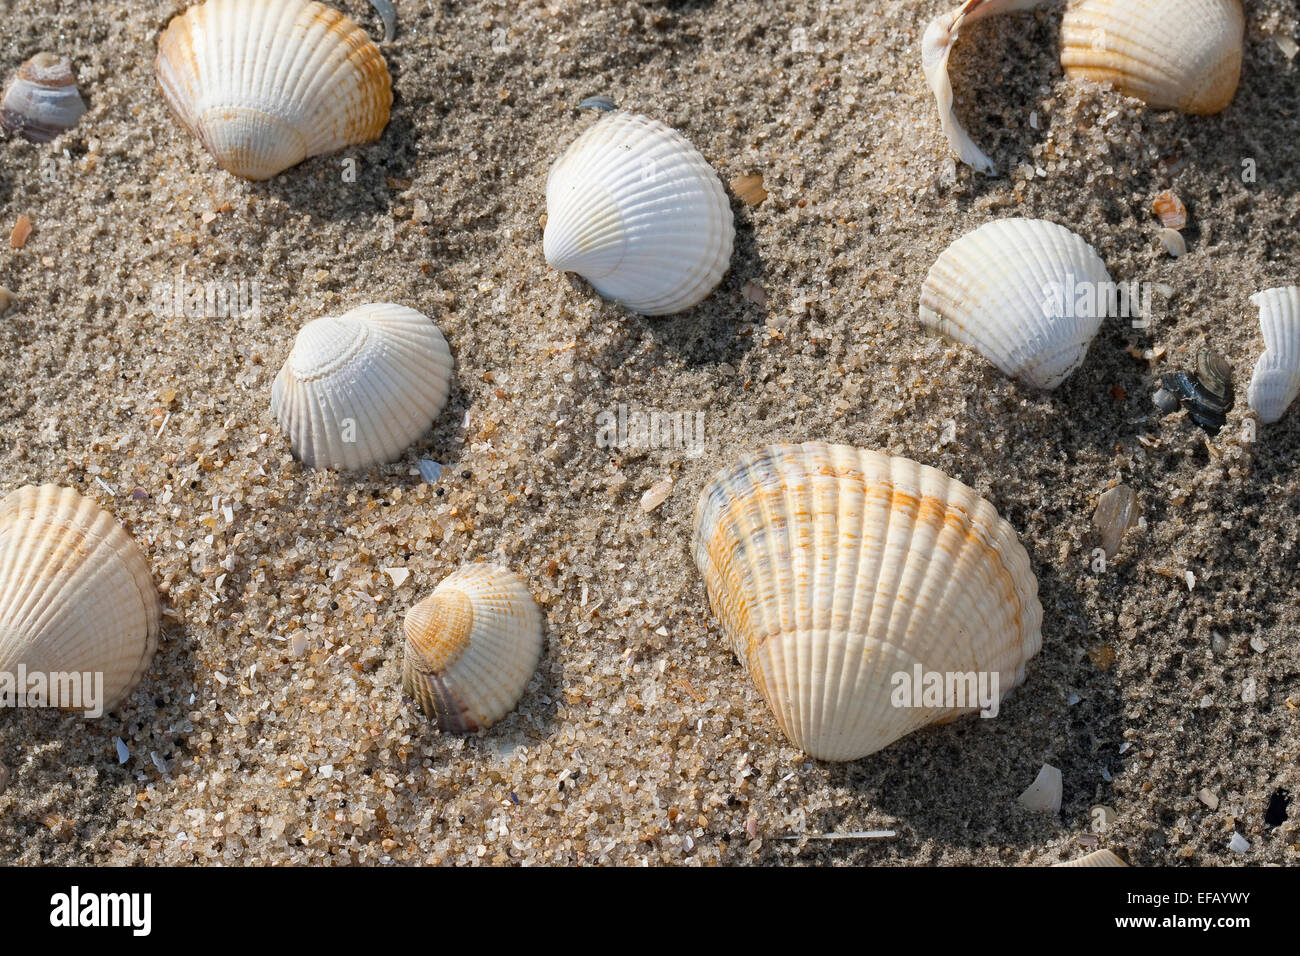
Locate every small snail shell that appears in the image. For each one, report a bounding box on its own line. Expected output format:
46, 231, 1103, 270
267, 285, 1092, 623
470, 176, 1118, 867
920, 218, 1112, 389
1, 52, 86, 143
544, 111, 735, 316
271, 303, 454, 471
155, 0, 392, 180
1246, 286, 1300, 426
693, 442, 1042, 762
0, 485, 160, 712
402, 564, 544, 733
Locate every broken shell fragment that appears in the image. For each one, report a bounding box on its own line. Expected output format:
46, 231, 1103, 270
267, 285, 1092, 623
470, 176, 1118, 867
1092, 484, 1140, 560
271, 303, 454, 470
1053, 848, 1127, 867
1152, 190, 1188, 230
693, 442, 1043, 762
0, 485, 160, 712
1153, 349, 1233, 432
920, 218, 1112, 389
402, 564, 543, 733
543, 111, 735, 316
155, 0, 392, 180
1157, 228, 1186, 258
1, 52, 87, 143
923, 0, 1244, 171
1017, 763, 1062, 813
1246, 286, 1300, 425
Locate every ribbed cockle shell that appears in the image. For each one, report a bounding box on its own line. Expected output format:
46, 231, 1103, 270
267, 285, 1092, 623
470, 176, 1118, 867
402, 564, 543, 733
155, 0, 392, 180
1246, 286, 1300, 426
544, 111, 735, 316
0, 485, 160, 713
920, 217, 1112, 389
693, 442, 1043, 762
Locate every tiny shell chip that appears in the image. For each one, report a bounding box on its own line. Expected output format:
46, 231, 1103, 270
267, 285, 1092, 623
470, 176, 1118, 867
402, 564, 543, 733
156, 0, 392, 180
639, 477, 674, 512
1061, 0, 1245, 116
920, 218, 1113, 389
1092, 484, 1140, 559
1152, 190, 1188, 230
0, 485, 160, 713
1, 52, 87, 143
544, 111, 735, 316
1246, 286, 1300, 425
1157, 228, 1186, 258
1052, 849, 1127, 867
693, 442, 1042, 762
1017, 763, 1062, 813
271, 303, 454, 470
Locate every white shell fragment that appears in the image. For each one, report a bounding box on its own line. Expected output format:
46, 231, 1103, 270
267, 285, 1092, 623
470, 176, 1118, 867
1157, 228, 1186, 258
1053, 849, 1127, 867
1, 52, 87, 143
544, 111, 735, 316
0, 485, 161, 713
402, 564, 543, 733
639, 477, 674, 512
271, 303, 454, 470
1017, 763, 1062, 813
693, 442, 1043, 762
155, 0, 392, 180
1246, 286, 1300, 425
920, 218, 1112, 389
922, 0, 1244, 171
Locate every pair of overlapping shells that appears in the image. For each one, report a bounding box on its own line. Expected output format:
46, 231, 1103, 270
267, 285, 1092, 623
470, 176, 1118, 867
271, 303, 454, 470
544, 110, 735, 316
155, 0, 392, 180
921, 217, 1111, 389
402, 565, 543, 733
693, 442, 1043, 762
0, 486, 160, 713
924, 0, 1245, 173
1, 52, 87, 143
1247, 286, 1300, 425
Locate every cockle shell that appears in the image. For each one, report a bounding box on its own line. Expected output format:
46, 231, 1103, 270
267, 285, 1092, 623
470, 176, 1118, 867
1060, 0, 1244, 115
543, 111, 735, 316
920, 218, 1112, 389
271, 303, 454, 470
1246, 286, 1300, 425
1, 52, 87, 143
0, 485, 160, 712
923, 0, 1244, 172
402, 564, 543, 733
1052, 848, 1127, 867
693, 442, 1043, 762
156, 0, 392, 181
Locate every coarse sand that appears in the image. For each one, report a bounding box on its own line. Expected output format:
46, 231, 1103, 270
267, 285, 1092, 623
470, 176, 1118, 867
0, 0, 1297, 865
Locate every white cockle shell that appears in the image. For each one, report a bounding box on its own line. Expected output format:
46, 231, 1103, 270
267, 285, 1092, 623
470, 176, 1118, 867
155, 0, 392, 180
402, 564, 544, 733
270, 303, 454, 470
543, 111, 735, 316
1246, 286, 1300, 425
920, 217, 1112, 389
0, 485, 160, 713
693, 442, 1043, 762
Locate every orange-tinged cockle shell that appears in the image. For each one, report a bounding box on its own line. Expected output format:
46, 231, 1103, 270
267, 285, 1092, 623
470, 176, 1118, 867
155, 0, 392, 180
402, 564, 543, 733
0, 485, 160, 713
693, 443, 1043, 762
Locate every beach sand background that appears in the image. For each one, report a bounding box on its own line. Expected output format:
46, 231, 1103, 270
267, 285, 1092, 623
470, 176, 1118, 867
0, 0, 1297, 865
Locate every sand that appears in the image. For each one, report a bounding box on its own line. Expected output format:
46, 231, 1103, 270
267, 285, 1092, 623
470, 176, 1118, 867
0, 0, 1297, 866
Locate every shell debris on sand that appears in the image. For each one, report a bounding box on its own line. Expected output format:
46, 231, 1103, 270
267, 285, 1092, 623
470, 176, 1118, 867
155, 0, 392, 180
1246, 286, 1300, 425
693, 442, 1042, 762
1052, 848, 1127, 867
1017, 764, 1062, 813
